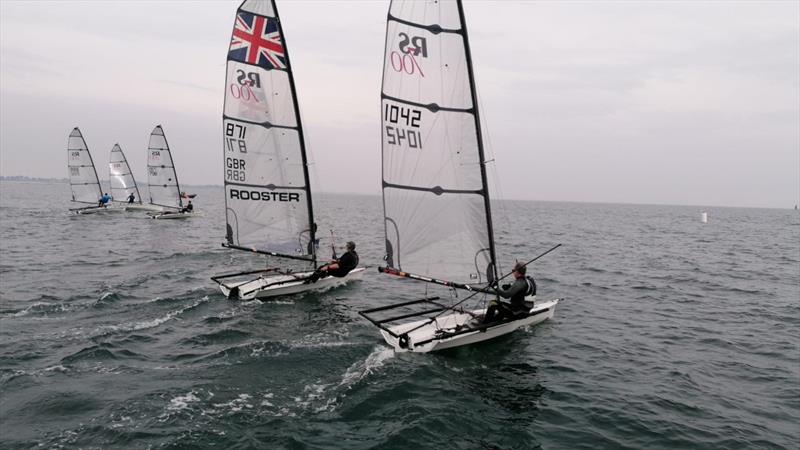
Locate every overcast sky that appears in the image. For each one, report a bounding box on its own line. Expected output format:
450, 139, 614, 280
1, 0, 798, 208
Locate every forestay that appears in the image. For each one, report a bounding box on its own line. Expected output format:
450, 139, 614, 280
222, 0, 316, 260
67, 127, 102, 204
109, 144, 142, 204
147, 125, 183, 210
381, 0, 497, 285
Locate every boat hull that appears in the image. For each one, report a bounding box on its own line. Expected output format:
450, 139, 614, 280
72, 205, 125, 215
148, 211, 200, 219
125, 204, 164, 212
218, 267, 366, 300
380, 298, 559, 353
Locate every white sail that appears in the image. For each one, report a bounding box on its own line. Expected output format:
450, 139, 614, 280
222, 0, 316, 260
109, 144, 142, 204
381, 0, 497, 284
147, 125, 183, 210
67, 127, 102, 204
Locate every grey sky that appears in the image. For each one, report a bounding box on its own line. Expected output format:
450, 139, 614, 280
1, 0, 797, 208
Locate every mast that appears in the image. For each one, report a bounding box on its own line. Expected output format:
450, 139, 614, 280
456, 0, 498, 283
221, 0, 317, 263
271, 0, 316, 265
161, 128, 184, 208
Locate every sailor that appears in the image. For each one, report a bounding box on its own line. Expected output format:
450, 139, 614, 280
127, 192, 136, 204
181, 200, 193, 213
482, 262, 535, 324
98, 193, 112, 207
306, 241, 359, 283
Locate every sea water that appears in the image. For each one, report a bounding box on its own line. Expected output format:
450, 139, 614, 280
1, 180, 798, 449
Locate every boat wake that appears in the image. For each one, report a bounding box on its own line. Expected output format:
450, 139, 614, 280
293, 345, 395, 414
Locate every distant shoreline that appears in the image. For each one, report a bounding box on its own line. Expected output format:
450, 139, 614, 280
1, 176, 68, 183
2, 177, 795, 210
0, 176, 222, 188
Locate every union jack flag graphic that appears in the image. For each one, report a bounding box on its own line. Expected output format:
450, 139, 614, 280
229, 12, 286, 70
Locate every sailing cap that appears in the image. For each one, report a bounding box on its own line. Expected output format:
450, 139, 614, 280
513, 262, 526, 275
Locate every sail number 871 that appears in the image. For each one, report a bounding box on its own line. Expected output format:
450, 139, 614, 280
384, 104, 422, 149
225, 123, 247, 153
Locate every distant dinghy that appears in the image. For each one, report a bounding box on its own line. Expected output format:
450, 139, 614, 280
67, 128, 121, 215
211, 0, 364, 300
358, 0, 560, 353
145, 125, 198, 219
108, 143, 160, 212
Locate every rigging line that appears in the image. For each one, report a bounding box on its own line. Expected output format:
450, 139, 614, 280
494, 243, 562, 286
475, 81, 510, 275
399, 244, 562, 336
399, 288, 487, 338
298, 105, 326, 231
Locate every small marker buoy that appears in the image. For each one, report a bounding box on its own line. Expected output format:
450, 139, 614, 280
701, 212, 708, 223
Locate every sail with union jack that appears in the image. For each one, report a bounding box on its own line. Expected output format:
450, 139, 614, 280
229, 11, 286, 70
221, 0, 316, 259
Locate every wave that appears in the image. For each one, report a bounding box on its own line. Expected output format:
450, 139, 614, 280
93, 291, 123, 308
96, 297, 209, 336
179, 329, 251, 346
61, 344, 118, 364
3, 300, 73, 318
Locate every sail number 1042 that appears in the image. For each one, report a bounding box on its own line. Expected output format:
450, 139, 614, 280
384, 104, 422, 149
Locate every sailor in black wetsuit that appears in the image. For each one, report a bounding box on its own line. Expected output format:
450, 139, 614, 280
307, 241, 359, 283
482, 262, 534, 324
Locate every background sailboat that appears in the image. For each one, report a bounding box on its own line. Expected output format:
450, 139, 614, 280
359, 0, 560, 352
67, 127, 118, 215
211, 0, 364, 300
146, 125, 197, 219
109, 143, 159, 212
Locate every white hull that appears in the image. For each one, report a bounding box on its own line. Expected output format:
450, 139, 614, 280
125, 203, 164, 212
72, 205, 125, 215
380, 298, 559, 353
148, 210, 200, 219
219, 267, 366, 300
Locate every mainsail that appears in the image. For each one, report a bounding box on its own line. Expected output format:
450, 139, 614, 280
381, 0, 497, 285
109, 144, 142, 204
67, 127, 102, 204
222, 0, 316, 261
147, 125, 183, 210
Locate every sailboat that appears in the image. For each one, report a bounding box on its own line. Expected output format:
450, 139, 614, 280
109, 143, 159, 212
67, 127, 120, 215
145, 125, 198, 219
211, 0, 365, 300
358, 0, 560, 353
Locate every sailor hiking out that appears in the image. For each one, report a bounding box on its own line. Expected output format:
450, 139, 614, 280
307, 241, 359, 283
98, 193, 111, 207
481, 262, 537, 324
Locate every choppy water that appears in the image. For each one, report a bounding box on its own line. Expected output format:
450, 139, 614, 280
1, 180, 798, 449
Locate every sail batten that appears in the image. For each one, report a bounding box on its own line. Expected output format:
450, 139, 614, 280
67, 127, 102, 205
381, 0, 497, 285
109, 144, 142, 204
386, 14, 463, 35
381, 94, 474, 114
221, 114, 299, 131
222, 0, 316, 261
